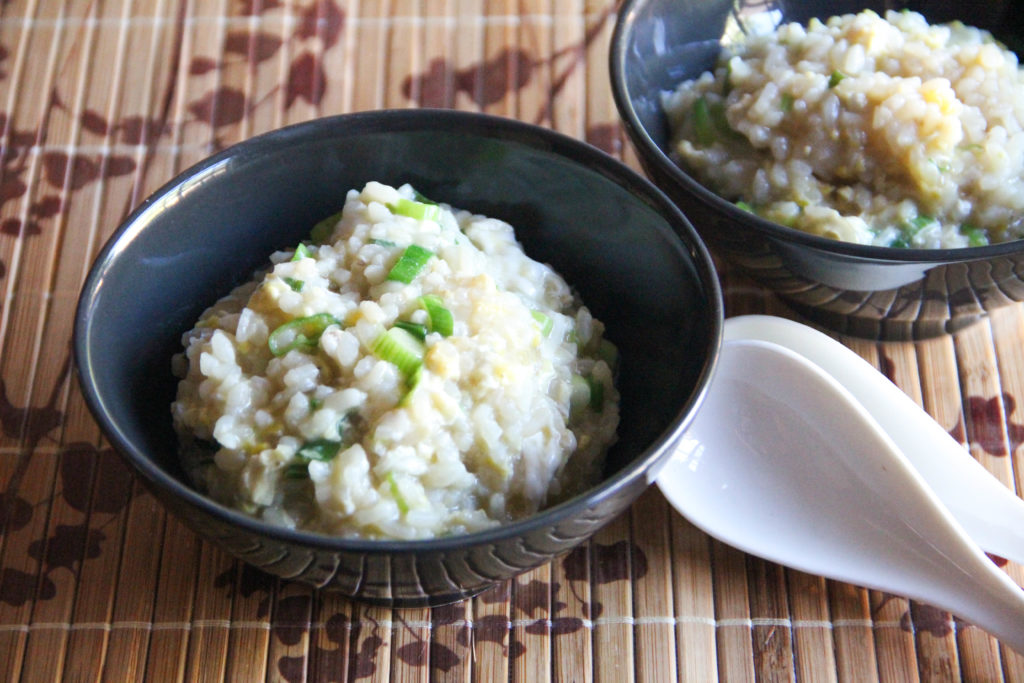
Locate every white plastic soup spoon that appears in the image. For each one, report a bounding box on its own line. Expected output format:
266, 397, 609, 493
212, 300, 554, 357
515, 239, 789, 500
723, 314, 1024, 566
657, 339, 1024, 652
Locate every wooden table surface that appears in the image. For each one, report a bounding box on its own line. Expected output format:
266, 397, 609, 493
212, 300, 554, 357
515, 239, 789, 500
1, 1, 1023, 681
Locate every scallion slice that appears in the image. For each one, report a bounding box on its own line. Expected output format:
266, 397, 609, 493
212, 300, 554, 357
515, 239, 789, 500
387, 245, 434, 283
598, 339, 618, 369
406, 365, 422, 390
283, 277, 304, 292
965, 225, 989, 247
394, 320, 428, 341
371, 238, 397, 247
709, 100, 742, 141
569, 374, 591, 417
372, 327, 425, 376
413, 190, 437, 205
297, 439, 341, 462
386, 472, 410, 514
586, 375, 604, 412
692, 96, 715, 146
530, 310, 553, 337
780, 93, 794, 113
910, 215, 934, 232
284, 463, 310, 479
389, 198, 442, 222
311, 210, 343, 244
828, 70, 846, 88
894, 215, 934, 247
267, 313, 340, 356
421, 295, 454, 337
291, 243, 311, 261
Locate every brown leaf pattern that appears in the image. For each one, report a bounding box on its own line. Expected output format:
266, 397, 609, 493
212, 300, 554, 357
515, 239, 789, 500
7, 1, 1018, 678
285, 52, 326, 108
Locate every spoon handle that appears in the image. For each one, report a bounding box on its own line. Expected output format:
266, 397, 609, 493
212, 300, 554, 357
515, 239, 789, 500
924, 522, 1024, 654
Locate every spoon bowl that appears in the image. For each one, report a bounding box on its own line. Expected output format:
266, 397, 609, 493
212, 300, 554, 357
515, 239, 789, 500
658, 338, 1024, 652
723, 315, 1024, 566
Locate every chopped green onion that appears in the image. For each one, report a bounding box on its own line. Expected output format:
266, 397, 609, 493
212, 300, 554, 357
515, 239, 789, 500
292, 243, 311, 261
965, 225, 989, 247
311, 210, 343, 244
297, 439, 342, 462
387, 245, 434, 283
268, 313, 340, 356
371, 238, 397, 247
780, 93, 794, 113
284, 277, 304, 293
389, 198, 442, 222
284, 463, 310, 479
309, 397, 323, 411
421, 295, 454, 337
709, 100, 743, 141
828, 70, 846, 88
722, 62, 732, 96
586, 376, 604, 412
386, 472, 409, 514
405, 365, 423, 392
412, 190, 437, 205
598, 339, 618, 369
394, 320, 428, 341
735, 200, 754, 213
570, 373, 606, 414
569, 374, 591, 417
910, 215, 934, 232
531, 310, 554, 337
372, 326, 425, 376
892, 215, 935, 247
692, 96, 715, 146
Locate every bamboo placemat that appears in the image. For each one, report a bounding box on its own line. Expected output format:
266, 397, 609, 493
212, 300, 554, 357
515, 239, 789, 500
1, 1, 1023, 681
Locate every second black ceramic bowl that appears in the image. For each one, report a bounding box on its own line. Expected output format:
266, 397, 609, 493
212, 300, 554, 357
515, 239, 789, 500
611, 0, 1024, 340
74, 109, 722, 606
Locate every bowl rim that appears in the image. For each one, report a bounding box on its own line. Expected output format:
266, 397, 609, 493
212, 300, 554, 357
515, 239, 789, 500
74, 107, 724, 555
609, 0, 1024, 263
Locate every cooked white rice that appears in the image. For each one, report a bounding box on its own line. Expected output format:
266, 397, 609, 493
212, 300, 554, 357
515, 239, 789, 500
663, 9, 1024, 248
171, 181, 619, 540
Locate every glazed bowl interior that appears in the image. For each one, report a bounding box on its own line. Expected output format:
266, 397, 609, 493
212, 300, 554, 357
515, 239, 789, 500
74, 109, 722, 604
611, 0, 1024, 339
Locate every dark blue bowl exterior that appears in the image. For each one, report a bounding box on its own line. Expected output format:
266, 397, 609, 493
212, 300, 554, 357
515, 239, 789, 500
74, 109, 722, 606
611, 0, 1024, 340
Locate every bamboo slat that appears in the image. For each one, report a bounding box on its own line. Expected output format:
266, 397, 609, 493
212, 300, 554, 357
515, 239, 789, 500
670, 515, 718, 682
1, 2, 1024, 681
630, 489, 678, 683
590, 513, 636, 683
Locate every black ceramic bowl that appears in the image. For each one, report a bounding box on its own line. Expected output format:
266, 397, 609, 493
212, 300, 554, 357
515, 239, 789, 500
74, 109, 722, 606
611, 0, 1024, 340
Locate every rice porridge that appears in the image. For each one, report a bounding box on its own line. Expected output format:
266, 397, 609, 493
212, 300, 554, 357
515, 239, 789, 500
171, 181, 619, 540
663, 10, 1024, 248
